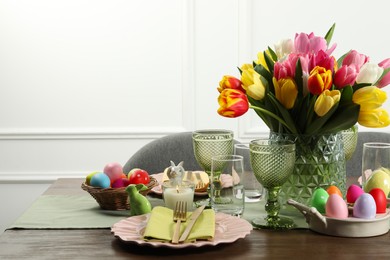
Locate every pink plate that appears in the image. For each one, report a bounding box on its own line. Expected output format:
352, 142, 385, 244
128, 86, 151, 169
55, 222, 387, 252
111, 212, 253, 248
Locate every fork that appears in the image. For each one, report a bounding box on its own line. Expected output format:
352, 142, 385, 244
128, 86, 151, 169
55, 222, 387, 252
195, 172, 207, 191
172, 201, 187, 244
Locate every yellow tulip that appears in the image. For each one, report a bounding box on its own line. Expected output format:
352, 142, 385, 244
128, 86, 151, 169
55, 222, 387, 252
352, 86, 387, 111
256, 50, 271, 71
272, 77, 298, 109
314, 90, 341, 117
240, 67, 266, 100
358, 109, 390, 128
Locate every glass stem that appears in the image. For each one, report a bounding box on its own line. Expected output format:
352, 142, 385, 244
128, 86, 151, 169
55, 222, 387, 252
265, 186, 281, 221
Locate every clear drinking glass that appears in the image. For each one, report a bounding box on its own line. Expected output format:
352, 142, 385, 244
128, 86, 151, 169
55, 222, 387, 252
361, 142, 390, 190
210, 154, 245, 217
234, 143, 264, 202
249, 139, 296, 229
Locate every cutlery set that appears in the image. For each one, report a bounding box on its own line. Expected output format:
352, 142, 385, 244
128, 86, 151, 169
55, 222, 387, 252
172, 201, 206, 244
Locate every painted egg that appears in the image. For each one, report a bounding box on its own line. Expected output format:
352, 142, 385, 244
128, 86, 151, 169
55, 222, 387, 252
103, 162, 123, 182
111, 178, 131, 188
310, 188, 329, 214
369, 188, 387, 213
325, 194, 348, 219
326, 185, 343, 197
353, 193, 376, 219
346, 184, 364, 203
90, 172, 111, 188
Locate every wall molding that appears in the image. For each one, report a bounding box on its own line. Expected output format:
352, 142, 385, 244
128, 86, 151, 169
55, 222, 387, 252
0, 171, 88, 183
0, 127, 190, 140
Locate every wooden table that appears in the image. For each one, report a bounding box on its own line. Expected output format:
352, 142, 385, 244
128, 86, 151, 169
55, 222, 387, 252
0, 178, 389, 259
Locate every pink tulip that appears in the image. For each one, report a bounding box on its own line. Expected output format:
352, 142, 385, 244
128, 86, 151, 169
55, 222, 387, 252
334, 65, 358, 89
377, 58, 390, 88
309, 50, 335, 72
294, 32, 328, 54
342, 50, 369, 72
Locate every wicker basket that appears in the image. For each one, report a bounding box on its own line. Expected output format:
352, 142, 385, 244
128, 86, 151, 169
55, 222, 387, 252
81, 176, 158, 210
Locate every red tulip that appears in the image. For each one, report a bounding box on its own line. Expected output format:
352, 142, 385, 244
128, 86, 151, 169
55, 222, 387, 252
307, 66, 332, 95
217, 89, 249, 118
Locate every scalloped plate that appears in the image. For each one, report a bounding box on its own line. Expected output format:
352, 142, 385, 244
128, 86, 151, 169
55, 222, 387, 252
111, 212, 253, 248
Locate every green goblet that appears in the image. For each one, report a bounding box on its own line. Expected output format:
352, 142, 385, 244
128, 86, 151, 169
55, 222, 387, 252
192, 130, 234, 206
249, 139, 296, 229
341, 125, 358, 161
192, 130, 234, 175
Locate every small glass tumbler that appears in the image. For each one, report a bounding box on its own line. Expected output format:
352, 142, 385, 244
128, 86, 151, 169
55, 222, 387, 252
162, 181, 195, 210
210, 154, 245, 217
234, 143, 264, 202
361, 142, 390, 191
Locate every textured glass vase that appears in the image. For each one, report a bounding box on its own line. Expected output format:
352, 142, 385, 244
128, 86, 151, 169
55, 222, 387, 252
270, 132, 346, 206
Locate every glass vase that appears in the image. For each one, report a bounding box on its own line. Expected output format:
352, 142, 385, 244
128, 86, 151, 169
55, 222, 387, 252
269, 132, 346, 207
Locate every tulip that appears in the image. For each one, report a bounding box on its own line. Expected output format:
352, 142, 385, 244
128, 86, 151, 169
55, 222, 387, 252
256, 50, 271, 71
241, 67, 266, 100
274, 39, 294, 60
352, 86, 387, 111
272, 77, 298, 109
334, 65, 358, 89
310, 50, 335, 72
307, 66, 332, 95
358, 109, 390, 128
295, 32, 327, 54
377, 58, 390, 88
314, 90, 341, 117
356, 63, 384, 84
342, 50, 369, 72
217, 89, 249, 118
218, 75, 244, 93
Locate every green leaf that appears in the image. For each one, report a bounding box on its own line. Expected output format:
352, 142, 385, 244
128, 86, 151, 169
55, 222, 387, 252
305, 101, 339, 134
263, 51, 275, 75
324, 23, 336, 46
267, 93, 298, 133
294, 59, 304, 98
267, 47, 278, 61
254, 64, 273, 86
339, 85, 353, 105
320, 103, 360, 133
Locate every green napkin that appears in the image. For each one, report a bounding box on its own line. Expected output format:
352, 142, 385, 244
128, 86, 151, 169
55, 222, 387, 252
143, 206, 215, 242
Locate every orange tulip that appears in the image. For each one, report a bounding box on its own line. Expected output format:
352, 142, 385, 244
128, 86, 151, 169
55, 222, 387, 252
217, 89, 249, 118
307, 66, 332, 95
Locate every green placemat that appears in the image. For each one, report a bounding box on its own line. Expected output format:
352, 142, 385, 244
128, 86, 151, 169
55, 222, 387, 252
8, 195, 308, 229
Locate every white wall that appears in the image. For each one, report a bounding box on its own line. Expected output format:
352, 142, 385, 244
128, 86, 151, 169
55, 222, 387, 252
0, 0, 389, 231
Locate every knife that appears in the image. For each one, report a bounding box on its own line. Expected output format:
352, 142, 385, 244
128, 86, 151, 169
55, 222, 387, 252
178, 205, 206, 242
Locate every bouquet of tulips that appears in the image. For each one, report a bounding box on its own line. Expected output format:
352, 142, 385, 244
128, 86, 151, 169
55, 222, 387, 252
217, 24, 390, 135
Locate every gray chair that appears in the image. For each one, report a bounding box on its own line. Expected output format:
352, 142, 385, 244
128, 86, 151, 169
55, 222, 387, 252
123, 132, 200, 175
347, 131, 390, 177
123, 132, 240, 175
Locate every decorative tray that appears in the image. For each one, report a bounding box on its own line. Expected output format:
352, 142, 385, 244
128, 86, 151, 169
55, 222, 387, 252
111, 212, 252, 248
288, 199, 390, 237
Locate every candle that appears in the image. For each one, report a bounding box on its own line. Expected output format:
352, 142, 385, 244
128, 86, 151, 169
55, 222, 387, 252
162, 181, 195, 210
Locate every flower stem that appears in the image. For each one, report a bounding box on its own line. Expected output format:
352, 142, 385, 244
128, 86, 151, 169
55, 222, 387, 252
249, 105, 295, 133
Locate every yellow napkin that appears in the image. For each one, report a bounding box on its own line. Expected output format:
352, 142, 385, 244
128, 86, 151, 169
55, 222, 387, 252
143, 206, 215, 242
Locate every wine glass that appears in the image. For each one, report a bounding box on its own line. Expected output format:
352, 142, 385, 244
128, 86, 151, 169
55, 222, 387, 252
249, 139, 296, 229
341, 125, 358, 161
192, 130, 234, 175
192, 130, 234, 205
